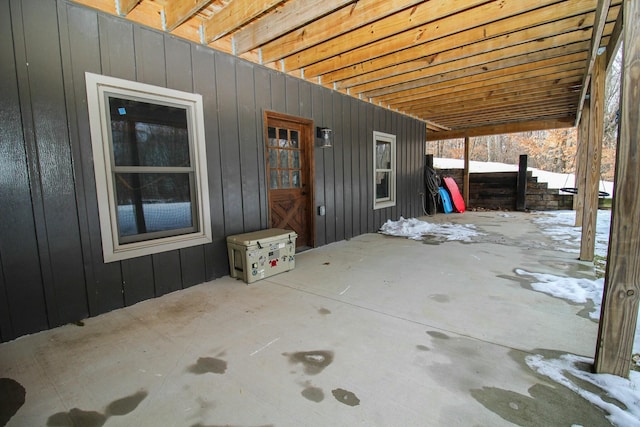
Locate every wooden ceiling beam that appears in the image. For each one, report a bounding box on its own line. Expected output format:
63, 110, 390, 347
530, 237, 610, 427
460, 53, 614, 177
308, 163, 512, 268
327, 3, 603, 87
399, 77, 582, 111
203, 0, 285, 44
575, 0, 613, 126
233, 0, 354, 56
164, 0, 210, 32
118, 0, 139, 16
408, 86, 580, 116
364, 52, 588, 100
350, 37, 593, 97
282, 0, 492, 72
426, 118, 575, 141
390, 71, 584, 108
260, 0, 424, 64
300, 0, 577, 77
434, 108, 577, 128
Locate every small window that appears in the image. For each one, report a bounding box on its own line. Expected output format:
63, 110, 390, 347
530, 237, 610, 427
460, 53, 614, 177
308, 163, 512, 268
85, 72, 211, 262
373, 131, 396, 210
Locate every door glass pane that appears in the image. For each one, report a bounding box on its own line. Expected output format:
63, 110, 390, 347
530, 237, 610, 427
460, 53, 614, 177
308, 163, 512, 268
292, 151, 300, 168
376, 171, 390, 199
376, 141, 391, 169
268, 127, 277, 146
279, 150, 289, 168
269, 149, 277, 169
280, 170, 290, 188
279, 128, 288, 147
292, 170, 301, 188
290, 130, 299, 148
109, 97, 190, 167
270, 170, 279, 189
115, 172, 193, 238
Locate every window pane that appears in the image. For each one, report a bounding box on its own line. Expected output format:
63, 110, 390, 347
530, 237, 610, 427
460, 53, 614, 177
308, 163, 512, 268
376, 171, 390, 199
270, 170, 279, 189
115, 173, 194, 239
376, 141, 391, 169
280, 170, 290, 188
109, 97, 190, 167
290, 130, 299, 148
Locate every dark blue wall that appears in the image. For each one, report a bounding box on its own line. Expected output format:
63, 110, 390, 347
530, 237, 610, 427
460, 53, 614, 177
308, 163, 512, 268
0, 0, 426, 341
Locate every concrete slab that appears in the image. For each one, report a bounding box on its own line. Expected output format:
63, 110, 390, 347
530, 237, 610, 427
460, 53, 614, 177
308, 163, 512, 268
0, 211, 612, 426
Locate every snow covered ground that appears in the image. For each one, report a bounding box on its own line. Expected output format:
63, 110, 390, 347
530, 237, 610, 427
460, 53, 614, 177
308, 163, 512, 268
379, 212, 640, 426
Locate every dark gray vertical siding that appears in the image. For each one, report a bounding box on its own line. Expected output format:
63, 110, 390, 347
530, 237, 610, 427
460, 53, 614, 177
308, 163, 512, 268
193, 45, 228, 280
333, 94, 345, 242
322, 91, 336, 243
312, 85, 326, 246
254, 66, 272, 230
215, 53, 243, 235
1, 0, 48, 340
0, 0, 425, 341
342, 97, 353, 240
18, 0, 87, 327
237, 60, 262, 232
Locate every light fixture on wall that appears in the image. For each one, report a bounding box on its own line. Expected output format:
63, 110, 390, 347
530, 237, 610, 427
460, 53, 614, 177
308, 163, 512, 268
316, 127, 332, 148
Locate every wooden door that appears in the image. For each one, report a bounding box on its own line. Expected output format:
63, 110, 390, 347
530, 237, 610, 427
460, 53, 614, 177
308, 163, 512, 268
265, 113, 314, 249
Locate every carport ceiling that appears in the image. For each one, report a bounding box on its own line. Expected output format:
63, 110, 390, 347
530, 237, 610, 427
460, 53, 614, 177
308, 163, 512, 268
73, 0, 622, 139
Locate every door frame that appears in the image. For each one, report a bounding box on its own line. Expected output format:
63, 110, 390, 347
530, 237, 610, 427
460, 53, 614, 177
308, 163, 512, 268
263, 110, 316, 248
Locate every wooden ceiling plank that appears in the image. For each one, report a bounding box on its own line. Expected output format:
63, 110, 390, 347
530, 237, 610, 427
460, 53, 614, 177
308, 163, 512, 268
233, 0, 355, 56
203, 0, 285, 44
419, 95, 579, 122
164, 0, 210, 32
282, 0, 492, 72
392, 72, 584, 108
328, 3, 602, 87
118, 0, 140, 16
402, 76, 582, 109
300, 0, 583, 77
260, 0, 424, 64
375, 62, 585, 105
433, 108, 577, 127
363, 51, 588, 100
350, 36, 593, 97
426, 118, 575, 141
575, 0, 613, 126
411, 86, 580, 116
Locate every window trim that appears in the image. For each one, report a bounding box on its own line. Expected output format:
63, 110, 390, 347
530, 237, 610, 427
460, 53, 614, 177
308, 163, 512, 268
85, 72, 211, 262
373, 131, 397, 210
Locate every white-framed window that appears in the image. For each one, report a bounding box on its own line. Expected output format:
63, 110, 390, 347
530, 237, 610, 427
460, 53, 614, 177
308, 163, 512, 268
85, 72, 211, 263
373, 131, 396, 210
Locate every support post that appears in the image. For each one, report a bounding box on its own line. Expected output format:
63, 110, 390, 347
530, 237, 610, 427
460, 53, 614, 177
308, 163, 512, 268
574, 103, 590, 226
594, 0, 640, 377
425, 154, 436, 215
579, 53, 606, 262
463, 136, 470, 208
516, 154, 527, 211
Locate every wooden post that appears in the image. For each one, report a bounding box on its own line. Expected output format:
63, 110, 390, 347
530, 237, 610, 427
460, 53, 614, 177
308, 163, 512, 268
579, 53, 606, 262
574, 103, 590, 226
594, 0, 640, 377
516, 154, 527, 211
425, 154, 436, 215
463, 136, 470, 208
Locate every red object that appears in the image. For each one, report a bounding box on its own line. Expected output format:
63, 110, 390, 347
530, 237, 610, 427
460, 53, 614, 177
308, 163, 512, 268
270, 259, 278, 267
442, 176, 466, 213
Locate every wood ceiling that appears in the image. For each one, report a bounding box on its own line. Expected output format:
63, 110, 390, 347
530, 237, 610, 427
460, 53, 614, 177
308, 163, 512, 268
72, 0, 622, 140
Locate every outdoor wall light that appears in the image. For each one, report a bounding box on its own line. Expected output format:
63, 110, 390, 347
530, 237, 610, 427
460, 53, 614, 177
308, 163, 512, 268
316, 127, 332, 148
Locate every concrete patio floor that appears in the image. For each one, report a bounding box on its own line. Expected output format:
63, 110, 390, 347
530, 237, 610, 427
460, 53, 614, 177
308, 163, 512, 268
0, 211, 613, 426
